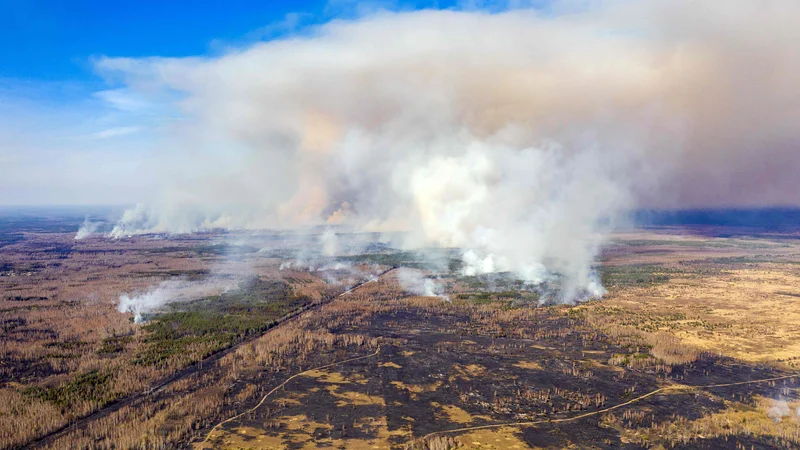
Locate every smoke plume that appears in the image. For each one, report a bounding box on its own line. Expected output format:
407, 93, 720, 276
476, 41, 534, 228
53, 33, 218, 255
766, 399, 792, 423
118, 278, 237, 323
75, 219, 102, 240
396, 268, 448, 300
96, 0, 800, 301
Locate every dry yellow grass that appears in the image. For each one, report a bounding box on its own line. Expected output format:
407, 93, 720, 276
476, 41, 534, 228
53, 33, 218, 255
217, 414, 411, 449
453, 427, 530, 449
431, 402, 486, 425
612, 393, 800, 447
390, 380, 442, 400
595, 265, 800, 363
379, 361, 402, 368
513, 361, 543, 370
301, 369, 368, 385
329, 388, 386, 407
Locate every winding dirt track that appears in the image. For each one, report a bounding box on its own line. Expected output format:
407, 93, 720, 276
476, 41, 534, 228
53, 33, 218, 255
27, 265, 798, 449
406, 373, 800, 448
26, 267, 396, 450
194, 325, 797, 450
199, 346, 383, 446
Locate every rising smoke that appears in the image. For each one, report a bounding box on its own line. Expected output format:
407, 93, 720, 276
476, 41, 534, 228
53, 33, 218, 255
118, 277, 240, 323
396, 268, 449, 300
96, 0, 800, 302
765, 398, 799, 424
274, 229, 389, 289
75, 218, 102, 240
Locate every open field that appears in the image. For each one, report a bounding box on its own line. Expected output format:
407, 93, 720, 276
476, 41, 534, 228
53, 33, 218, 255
2, 212, 800, 449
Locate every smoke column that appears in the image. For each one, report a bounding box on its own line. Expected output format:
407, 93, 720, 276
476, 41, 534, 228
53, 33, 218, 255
96, 0, 800, 302
75, 219, 102, 240
396, 268, 448, 300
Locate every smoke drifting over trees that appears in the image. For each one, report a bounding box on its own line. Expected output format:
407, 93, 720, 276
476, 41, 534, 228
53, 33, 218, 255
118, 278, 239, 323
93, 0, 800, 300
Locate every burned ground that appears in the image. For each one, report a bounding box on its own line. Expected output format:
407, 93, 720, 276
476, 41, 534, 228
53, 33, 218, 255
201, 269, 800, 449
2, 219, 800, 449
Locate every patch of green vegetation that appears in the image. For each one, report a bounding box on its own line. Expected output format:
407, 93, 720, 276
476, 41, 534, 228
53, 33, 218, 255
455, 289, 540, 306
133, 278, 307, 367
456, 273, 526, 291
98, 335, 133, 354
567, 308, 587, 320
615, 239, 780, 249
340, 249, 461, 272
339, 251, 422, 268
129, 269, 211, 280
593, 305, 625, 315
284, 276, 313, 285
617, 239, 730, 248
470, 292, 493, 304
135, 309, 281, 365
144, 244, 260, 257
22, 370, 115, 410
698, 255, 772, 265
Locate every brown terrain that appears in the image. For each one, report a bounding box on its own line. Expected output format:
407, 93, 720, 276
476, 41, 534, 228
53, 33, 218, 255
2, 212, 800, 449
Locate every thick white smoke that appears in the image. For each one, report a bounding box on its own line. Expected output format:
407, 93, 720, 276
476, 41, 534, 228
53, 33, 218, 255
75, 219, 102, 240
96, 1, 800, 301
118, 278, 238, 323
319, 228, 338, 257
766, 399, 792, 423
396, 268, 448, 300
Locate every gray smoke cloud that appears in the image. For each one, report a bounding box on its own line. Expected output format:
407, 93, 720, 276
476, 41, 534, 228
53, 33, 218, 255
95, 0, 800, 302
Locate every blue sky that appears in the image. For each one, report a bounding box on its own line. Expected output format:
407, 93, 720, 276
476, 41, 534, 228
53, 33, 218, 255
1, 0, 324, 81
2, 0, 795, 209
0, 0, 477, 82
0, 0, 483, 205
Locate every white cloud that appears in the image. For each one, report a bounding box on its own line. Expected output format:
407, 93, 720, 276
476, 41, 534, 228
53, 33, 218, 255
90, 126, 143, 139
94, 89, 152, 112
